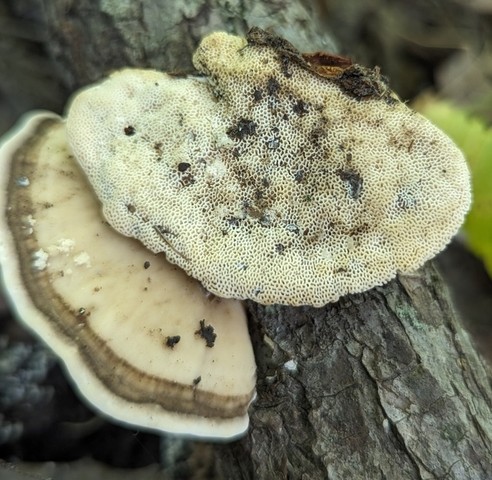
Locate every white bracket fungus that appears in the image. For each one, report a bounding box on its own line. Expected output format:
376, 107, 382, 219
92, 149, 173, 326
65, 28, 471, 307
0, 27, 472, 440
0, 112, 256, 439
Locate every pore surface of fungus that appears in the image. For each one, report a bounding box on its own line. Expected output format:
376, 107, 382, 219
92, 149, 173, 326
66, 29, 471, 306
0, 112, 256, 438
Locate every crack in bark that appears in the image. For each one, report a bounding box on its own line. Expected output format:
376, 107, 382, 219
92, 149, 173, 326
357, 346, 423, 479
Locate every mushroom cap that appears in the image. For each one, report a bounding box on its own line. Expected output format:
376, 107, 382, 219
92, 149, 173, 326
0, 112, 256, 439
66, 29, 471, 307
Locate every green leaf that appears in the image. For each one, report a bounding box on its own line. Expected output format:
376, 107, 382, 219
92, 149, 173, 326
416, 99, 492, 275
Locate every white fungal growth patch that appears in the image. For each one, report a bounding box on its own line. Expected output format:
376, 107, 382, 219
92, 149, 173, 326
66, 28, 471, 306
206, 159, 228, 180
16, 176, 30, 187
32, 248, 49, 271
283, 359, 298, 372
214, 131, 235, 149
21, 214, 36, 235
47, 238, 75, 256
73, 251, 91, 267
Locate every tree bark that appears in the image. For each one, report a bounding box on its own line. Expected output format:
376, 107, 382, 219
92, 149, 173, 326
217, 263, 492, 479
14, 0, 492, 478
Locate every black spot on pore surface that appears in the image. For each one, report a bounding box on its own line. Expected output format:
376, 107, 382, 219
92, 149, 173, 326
267, 77, 280, 96
124, 126, 136, 136
294, 170, 305, 182
276, 243, 285, 254
280, 55, 292, 78
337, 169, 363, 200
226, 217, 241, 228
310, 127, 325, 145
227, 119, 257, 140
166, 336, 181, 348
195, 319, 217, 348
293, 100, 309, 115
178, 162, 191, 172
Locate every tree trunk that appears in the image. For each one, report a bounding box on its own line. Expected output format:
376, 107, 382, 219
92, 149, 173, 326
12, 0, 492, 478
217, 263, 492, 479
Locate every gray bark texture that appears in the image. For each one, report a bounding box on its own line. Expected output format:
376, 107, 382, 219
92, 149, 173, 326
15, 0, 492, 478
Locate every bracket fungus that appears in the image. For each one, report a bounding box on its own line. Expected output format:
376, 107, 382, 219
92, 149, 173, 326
0, 112, 256, 439
0, 27, 472, 440
65, 28, 471, 307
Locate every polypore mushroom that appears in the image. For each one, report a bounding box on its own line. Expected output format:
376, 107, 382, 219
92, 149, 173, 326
0, 112, 256, 439
65, 28, 471, 307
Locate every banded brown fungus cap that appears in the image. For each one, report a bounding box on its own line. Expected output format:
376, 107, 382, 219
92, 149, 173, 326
66, 28, 471, 306
0, 112, 256, 439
